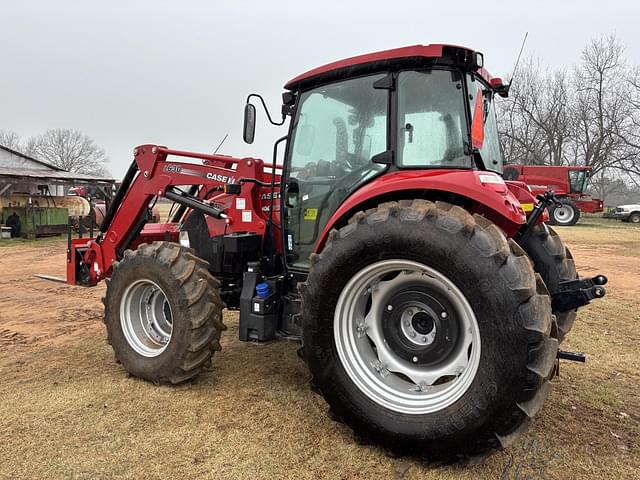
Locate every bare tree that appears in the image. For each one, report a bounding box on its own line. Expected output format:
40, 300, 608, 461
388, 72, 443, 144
570, 34, 631, 176
497, 59, 571, 166
497, 33, 640, 201
25, 128, 109, 175
612, 65, 640, 182
0, 130, 23, 151
497, 59, 546, 164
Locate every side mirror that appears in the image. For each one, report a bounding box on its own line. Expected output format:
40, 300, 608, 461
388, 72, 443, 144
243, 103, 256, 144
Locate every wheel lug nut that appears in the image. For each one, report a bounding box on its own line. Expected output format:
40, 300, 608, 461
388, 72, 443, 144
410, 332, 416, 338
441, 312, 448, 319
404, 320, 410, 327
412, 356, 418, 363
387, 305, 393, 311
422, 336, 427, 342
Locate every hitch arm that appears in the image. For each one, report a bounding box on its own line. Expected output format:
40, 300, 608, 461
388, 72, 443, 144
556, 349, 587, 376
516, 190, 561, 244
551, 274, 608, 312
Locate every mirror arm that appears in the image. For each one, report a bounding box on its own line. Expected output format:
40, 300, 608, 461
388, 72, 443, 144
246, 93, 286, 126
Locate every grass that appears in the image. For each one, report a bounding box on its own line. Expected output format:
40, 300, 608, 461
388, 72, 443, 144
1, 303, 638, 480
555, 216, 639, 258
0, 306, 640, 479
0, 220, 638, 479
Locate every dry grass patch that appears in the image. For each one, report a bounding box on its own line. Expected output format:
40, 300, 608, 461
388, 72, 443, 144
0, 220, 639, 479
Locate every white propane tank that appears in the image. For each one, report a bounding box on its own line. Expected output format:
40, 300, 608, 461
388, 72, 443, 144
0, 194, 91, 218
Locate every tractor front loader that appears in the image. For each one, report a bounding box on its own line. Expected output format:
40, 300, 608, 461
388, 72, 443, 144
62, 44, 607, 459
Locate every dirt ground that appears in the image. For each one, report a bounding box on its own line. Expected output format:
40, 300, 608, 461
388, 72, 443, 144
1, 217, 638, 479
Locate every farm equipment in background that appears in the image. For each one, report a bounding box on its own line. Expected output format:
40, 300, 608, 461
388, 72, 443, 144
0, 194, 91, 238
57, 44, 607, 459
503, 164, 603, 226
68, 182, 159, 231
609, 203, 640, 223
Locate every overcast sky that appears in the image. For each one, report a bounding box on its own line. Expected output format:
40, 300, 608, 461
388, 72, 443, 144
2, 0, 639, 178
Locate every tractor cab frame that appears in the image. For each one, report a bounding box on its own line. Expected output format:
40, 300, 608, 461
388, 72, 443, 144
248, 45, 516, 272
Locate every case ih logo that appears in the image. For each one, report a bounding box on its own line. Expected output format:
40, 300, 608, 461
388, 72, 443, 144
206, 173, 236, 183
260, 192, 280, 200
162, 165, 235, 183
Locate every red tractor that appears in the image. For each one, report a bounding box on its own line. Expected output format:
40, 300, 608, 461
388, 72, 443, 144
63, 45, 606, 459
503, 164, 604, 226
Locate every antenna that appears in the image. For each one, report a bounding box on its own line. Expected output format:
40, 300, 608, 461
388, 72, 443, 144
508, 32, 529, 90
213, 133, 229, 154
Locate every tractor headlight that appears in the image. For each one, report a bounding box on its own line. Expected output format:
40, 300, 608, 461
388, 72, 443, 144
179, 230, 190, 248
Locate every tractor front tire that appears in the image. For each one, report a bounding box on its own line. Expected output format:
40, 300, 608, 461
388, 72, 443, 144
104, 242, 225, 384
521, 224, 578, 343
549, 198, 580, 226
301, 200, 557, 458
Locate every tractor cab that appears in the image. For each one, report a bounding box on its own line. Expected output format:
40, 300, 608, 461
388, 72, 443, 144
568, 167, 589, 194
245, 45, 509, 269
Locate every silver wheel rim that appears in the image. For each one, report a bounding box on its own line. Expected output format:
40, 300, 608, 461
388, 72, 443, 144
120, 279, 173, 357
333, 259, 481, 414
553, 205, 575, 224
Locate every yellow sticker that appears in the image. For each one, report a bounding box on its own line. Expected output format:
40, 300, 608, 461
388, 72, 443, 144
521, 203, 534, 213
304, 208, 318, 220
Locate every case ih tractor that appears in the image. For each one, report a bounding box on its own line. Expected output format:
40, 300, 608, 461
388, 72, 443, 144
503, 164, 604, 226
63, 45, 607, 458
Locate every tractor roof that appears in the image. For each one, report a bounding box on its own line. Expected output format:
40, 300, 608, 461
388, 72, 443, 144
284, 44, 499, 91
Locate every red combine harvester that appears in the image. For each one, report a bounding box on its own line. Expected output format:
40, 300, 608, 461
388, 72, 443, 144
503, 165, 603, 226
58, 44, 607, 459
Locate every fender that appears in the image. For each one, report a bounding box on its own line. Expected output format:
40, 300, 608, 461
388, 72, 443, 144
505, 180, 550, 222
315, 169, 529, 252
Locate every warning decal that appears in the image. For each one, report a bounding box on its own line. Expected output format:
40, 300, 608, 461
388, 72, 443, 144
304, 208, 318, 220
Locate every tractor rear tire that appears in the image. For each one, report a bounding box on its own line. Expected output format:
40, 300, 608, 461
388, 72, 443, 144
300, 200, 557, 458
104, 241, 225, 384
521, 224, 578, 343
548, 198, 580, 226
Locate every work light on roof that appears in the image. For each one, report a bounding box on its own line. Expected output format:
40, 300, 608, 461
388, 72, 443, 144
474, 51, 484, 69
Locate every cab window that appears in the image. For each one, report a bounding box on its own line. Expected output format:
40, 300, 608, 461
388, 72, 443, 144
467, 74, 504, 172
397, 70, 470, 168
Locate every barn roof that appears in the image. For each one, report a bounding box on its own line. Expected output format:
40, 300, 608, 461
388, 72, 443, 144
0, 145, 65, 171
0, 166, 114, 183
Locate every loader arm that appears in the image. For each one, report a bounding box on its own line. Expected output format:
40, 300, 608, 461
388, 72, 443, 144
67, 144, 276, 286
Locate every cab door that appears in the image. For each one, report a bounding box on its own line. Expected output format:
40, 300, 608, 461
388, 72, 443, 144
282, 74, 389, 270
